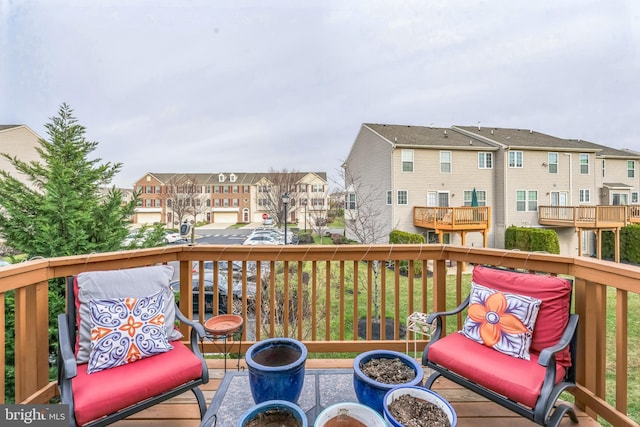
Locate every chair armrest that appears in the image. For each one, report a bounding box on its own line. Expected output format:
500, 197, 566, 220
57, 313, 77, 379
174, 304, 206, 338
538, 314, 578, 367
426, 296, 470, 324
426, 296, 470, 342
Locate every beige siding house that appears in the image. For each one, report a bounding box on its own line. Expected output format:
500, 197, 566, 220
345, 123, 640, 257
0, 125, 42, 186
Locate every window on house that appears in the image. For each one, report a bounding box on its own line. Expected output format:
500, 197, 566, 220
478, 152, 493, 169
233, 185, 239, 193
230, 173, 237, 182
206, 199, 211, 207
440, 151, 451, 173
508, 151, 523, 168
602, 160, 606, 178
145, 199, 152, 207
223, 199, 229, 207
402, 150, 414, 172
397, 190, 408, 205
258, 198, 268, 207
632, 192, 639, 204
579, 154, 589, 174
155, 186, 161, 193
312, 184, 323, 192
218, 173, 225, 182
628, 160, 635, 178
386, 190, 392, 205
346, 193, 356, 210
548, 152, 558, 174
516, 190, 537, 211
214, 199, 221, 207
579, 189, 590, 203
166, 200, 172, 208
224, 186, 229, 193
155, 199, 162, 207
463, 190, 486, 206
233, 199, 239, 207
205, 185, 211, 193
550, 191, 568, 206
243, 185, 250, 193
312, 198, 324, 207
146, 186, 153, 193
136, 185, 143, 193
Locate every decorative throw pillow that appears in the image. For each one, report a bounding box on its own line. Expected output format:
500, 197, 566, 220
87, 290, 173, 374
460, 282, 541, 360
75, 265, 182, 363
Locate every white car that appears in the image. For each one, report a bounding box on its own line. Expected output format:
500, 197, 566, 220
242, 234, 280, 245
164, 231, 183, 244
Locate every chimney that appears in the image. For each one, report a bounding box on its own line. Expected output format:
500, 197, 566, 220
491, 129, 494, 135
444, 130, 448, 138
477, 121, 481, 131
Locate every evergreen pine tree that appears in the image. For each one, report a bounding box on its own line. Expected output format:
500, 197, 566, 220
0, 103, 136, 257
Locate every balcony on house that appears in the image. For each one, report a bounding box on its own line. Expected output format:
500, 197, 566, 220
2, 244, 639, 426
414, 206, 491, 246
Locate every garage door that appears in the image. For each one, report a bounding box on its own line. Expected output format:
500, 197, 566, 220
213, 212, 237, 224
136, 212, 161, 225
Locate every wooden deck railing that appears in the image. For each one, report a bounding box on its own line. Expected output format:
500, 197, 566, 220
539, 205, 633, 227
0, 244, 639, 426
413, 206, 490, 231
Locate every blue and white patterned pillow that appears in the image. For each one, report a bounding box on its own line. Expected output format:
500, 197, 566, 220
460, 282, 541, 360
87, 290, 173, 374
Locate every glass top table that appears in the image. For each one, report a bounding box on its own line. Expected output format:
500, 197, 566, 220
201, 368, 357, 426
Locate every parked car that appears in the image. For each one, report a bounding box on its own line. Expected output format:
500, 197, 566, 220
263, 217, 274, 226
164, 231, 183, 244
170, 272, 257, 314
242, 234, 281, 245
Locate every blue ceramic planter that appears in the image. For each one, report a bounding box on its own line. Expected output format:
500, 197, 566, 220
245, 338, 308, 404
353, 350, 423, 414
237, 400, 308, 427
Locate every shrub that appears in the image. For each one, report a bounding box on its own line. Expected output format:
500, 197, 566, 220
505, 226, 560, 254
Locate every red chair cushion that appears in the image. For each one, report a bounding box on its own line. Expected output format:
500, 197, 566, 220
428, 332, 566, 408
472, 265, 573, 367
71, 340, 203, 426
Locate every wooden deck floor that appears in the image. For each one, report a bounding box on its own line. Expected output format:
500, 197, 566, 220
112, 358, 601, 427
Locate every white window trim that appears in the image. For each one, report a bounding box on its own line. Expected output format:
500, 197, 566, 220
478, 152, 493, 169
401, 149, 414, 173
397, 190, 408, 205
508, 151, 523, 168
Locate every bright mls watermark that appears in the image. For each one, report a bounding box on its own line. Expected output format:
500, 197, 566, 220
1, 405, 67, 426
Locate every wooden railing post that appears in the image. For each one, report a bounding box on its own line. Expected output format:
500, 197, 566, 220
432, 259, 447, 333
14, 281, 50, 403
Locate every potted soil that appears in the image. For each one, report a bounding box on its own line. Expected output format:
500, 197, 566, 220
245, 337, 307, 404
237, 399, 308, 427
314, 401, 387, 427
383, 385, 456, 427
353, 349, 423, 414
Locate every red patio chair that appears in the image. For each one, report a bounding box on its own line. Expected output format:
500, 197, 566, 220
57, 265, 209, 427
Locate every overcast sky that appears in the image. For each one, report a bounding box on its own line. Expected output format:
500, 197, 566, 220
1, 0, 639, 188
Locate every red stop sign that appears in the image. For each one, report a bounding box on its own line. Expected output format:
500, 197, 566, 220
262, 213, 268, 220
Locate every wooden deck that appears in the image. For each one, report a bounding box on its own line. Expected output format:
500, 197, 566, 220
111, 358, 601, 427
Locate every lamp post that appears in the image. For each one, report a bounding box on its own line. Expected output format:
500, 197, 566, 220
282, 192, 289, 245
302, 199, 307, 232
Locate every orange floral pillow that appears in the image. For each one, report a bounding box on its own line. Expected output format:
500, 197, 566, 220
461, 283, 541, 360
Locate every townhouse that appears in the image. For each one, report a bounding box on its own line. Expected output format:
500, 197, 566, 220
0, 125, 42, 187
133, 171, 328, 228
344, 123, 640, 257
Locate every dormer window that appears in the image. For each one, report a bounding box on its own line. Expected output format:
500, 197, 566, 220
218, 173, 226, 182
230, 173, 237, 183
